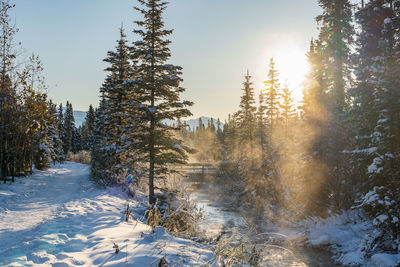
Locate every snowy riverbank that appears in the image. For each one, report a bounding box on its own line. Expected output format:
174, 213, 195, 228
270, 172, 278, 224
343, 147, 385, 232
0, 162, 212, 266
284, 211, 400, 267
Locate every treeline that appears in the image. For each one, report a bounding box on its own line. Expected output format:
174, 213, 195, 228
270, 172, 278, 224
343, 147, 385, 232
0, 1, 94, 183
56, 102, 96, 156
90, 0, 191, 205
187, 0, 400, 256
178, 118, 223, 163
0, 1, 61, 182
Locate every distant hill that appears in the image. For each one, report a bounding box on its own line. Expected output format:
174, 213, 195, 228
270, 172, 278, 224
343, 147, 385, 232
71, 112, 221, 131
61, 108, 87, 127
165, 116, 223, 131
73, 111, 87, 127
184, 116, 223, 131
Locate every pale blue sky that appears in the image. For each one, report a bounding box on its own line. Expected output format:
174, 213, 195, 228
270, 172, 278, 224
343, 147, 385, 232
14, 0, 321, 120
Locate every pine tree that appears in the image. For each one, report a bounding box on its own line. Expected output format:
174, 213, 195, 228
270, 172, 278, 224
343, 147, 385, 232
71, 127, 82, 153
262, 58, 280, 130
317, 0, 354, 114
350, 0, 392, 190
32, 93, 52, 170
81, 104, 95, 151
355, 0, 400, 253
279, 83, 297, 127
308, 0, 354, 212
62, 101, 75, 155
216, 118, 223, 140
256, 87, 267, 158
237, 70, 257, 143
91, 27, 139, 182
133, 0, 193, 204
91, 97, 110, 181
48, 100, 63, 163
57, 103, 65, 161
301, 39, 328, 121
197, 117, 205, 132
223, 114, 239, 160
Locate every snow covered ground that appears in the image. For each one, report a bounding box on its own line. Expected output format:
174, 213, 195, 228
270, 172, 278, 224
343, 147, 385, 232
284, 211, 400, 267
0, 162, 212, 266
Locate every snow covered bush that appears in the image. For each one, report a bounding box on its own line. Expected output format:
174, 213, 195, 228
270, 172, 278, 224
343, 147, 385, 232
358, 186, 400, 256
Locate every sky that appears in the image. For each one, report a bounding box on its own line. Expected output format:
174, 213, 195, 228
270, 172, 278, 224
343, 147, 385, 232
14, 0, 321, 120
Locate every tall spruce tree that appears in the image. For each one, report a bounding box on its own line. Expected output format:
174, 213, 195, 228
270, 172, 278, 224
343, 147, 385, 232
237, 70, 257, 143
310, 0, 354, 211
81, 104, 95, 151
48, 100, 63, 163
301, 39, 328, 121
99, 26, 133, 177
355, 0, 400, 253
62, 101, 75, 155
91, 26, 136, 182
262, 58, 280, 130
71, 127, 82, 153
279, 83, 297, 126
133, 0, 193, 204
91, 97, 109, 181
317, 0, 354, 114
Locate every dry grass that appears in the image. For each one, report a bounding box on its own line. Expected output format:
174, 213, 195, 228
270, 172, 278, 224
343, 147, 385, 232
67, 151, 91, 165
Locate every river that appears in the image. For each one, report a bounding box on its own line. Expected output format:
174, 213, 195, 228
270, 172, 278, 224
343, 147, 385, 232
187, 173, 343, 267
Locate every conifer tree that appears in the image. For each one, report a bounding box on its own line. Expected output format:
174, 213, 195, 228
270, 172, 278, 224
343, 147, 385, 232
279, 83, 297, 126
256, 88, 267, 158
223, 114, 239, 160
133, 0, 193, 204
216, 118, 223, 141
81, 104, 95, 151
209, 118, 216, 132
308, 0, 354, 211
317, 0, 354, 114
262, 58, 280, 130
94, 26, 133, 179
352, 2, 386, 140
350, 0, 393, 190
237, 70, 257, 143
62, 101, 75, 155
355, 0, 400, 252
71, 127, 82, 153
48, 100, 63, 163
301, 39, 328, 121
32, 94, 52, 170
197, 117, 205, 132
91, 97, 110, 181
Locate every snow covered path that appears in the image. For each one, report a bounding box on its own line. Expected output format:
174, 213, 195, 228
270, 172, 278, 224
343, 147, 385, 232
0, 162, 211, 266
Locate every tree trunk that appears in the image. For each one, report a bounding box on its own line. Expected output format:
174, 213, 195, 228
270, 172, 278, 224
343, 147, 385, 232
148, 14, 157, 206
149, 80, 156, 205
149, 148, 155, 205
0, 114, 3, 183
149, 104, 156, 205
30, 138, 33, 174
11, 155, 15, 182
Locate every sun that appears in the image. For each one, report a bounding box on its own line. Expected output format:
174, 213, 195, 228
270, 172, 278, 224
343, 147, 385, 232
253, 42, 309, 104
273, 46, 309, 103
